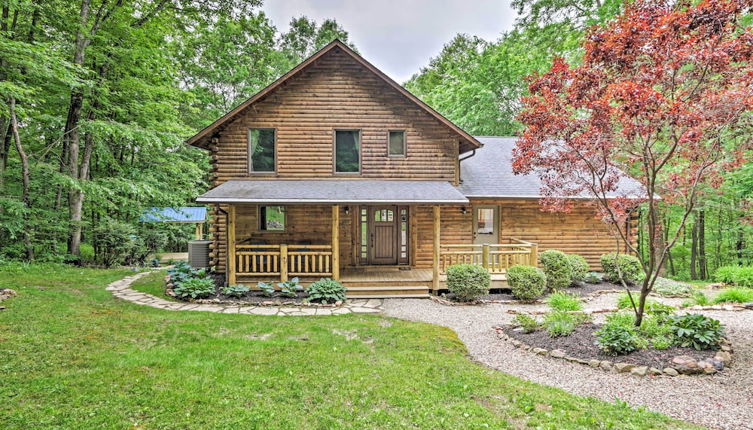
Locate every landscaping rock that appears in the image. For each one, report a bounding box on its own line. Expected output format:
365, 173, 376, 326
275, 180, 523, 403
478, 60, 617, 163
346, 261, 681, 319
697, 360, 718, 374
550, 349, 566, 358
663, 368, 679, 376
630, 366, 648, 377
672, 356, 702, 374
648, 367, 662, 376
532, 347, 548, 356
0, 288, 17, 302
599, 361, 613, 371
614, 362, 635, 373
715, 351, 732, 364
588, 359, 601, 368
744, 302, 753, 309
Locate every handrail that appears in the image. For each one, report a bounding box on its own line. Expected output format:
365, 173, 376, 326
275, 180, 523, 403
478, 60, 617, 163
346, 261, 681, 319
439, 241, 538, 274
234, 243, 333, 280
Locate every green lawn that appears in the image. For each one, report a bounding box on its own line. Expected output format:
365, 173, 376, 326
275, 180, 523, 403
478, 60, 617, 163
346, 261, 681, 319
130, 270, 179, 301
0, 264, 696, 429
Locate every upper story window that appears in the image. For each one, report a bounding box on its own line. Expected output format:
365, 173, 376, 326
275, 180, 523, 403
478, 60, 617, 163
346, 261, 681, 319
335, 130, 360, 173
248, 128, 275, 173
388, 130, 406, 157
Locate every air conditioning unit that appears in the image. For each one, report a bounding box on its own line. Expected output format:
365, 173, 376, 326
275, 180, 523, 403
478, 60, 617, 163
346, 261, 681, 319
188, 240, 212, 269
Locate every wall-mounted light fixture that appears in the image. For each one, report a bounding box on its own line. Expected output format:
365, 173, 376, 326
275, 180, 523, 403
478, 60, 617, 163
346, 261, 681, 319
344, 206, 350, 215
461, 207, 468, 215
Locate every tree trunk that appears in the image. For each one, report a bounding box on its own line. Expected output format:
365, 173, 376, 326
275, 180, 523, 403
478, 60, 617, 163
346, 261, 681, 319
9, 97, 33, 260
690, 215, 698, 280
699, 209, 707, 279
0, 120, 10, 191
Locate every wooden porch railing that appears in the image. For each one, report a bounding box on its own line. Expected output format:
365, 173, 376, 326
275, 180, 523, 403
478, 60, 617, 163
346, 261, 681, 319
235, 244, 333, 280
439, 238, 538, 274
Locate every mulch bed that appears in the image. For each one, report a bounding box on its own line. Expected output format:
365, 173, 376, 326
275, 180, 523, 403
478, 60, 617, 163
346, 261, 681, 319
501, 323, 716, 369
442, 281, 640, 303
207, 290, 312, 305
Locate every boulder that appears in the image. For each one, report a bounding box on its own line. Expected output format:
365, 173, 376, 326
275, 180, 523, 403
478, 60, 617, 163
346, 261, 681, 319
630, 366, 648, 377
714, 351, 732, 364
614, 362, 635, 373
672, 355, 702, 374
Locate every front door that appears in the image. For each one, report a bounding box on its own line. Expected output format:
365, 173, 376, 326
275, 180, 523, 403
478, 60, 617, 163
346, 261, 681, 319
368, 206, 398, 265
473, 205, 499, 244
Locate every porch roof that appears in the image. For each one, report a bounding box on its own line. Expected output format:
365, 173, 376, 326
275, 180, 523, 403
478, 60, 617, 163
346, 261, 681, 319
196, 180, 469, 204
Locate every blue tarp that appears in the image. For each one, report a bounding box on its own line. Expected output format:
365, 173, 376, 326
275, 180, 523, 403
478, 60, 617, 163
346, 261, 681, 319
140, 207, 207, 223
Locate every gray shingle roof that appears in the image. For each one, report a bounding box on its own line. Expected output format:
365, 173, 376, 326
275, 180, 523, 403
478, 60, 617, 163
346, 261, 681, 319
460, 136, 644, 198
197, 180, 469, 204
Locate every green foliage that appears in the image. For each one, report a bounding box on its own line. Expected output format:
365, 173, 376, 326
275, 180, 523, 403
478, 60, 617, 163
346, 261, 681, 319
596, 324, 639, 356
543, 311, 581, 337
669, 314, 724, 350
567, 254, 589, 285
600, 253, 643, 285
513, 314, 541, 333
539, 250, 573, 290
222, 284, 250, 298
683, 291, 711, 307
546, 291, 582, 312
446, 264, 491, 302
173, 277, 215, 300
645, 302, 677, 323
584, 272, 602, 284
713, 265, 739, 284
257, 281, 275, 297
732, 267, 753, 288
652, 277, 693, 297
277, 277, 302, 298
713, 287, 753, 304
507, 265, 547, 300
306, 278, 347, 304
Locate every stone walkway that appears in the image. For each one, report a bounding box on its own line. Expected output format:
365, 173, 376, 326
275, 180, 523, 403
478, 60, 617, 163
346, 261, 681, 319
107, 271, 383, 316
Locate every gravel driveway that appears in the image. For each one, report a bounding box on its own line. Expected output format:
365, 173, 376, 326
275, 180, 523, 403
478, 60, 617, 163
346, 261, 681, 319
383, 294, 753, 430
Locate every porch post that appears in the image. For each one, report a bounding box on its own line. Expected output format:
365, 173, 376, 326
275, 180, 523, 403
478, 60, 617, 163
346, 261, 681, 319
432, 205, 440, 292
530, 242, 539, 267
331, 204, 340, 280
227, 205, 237, 285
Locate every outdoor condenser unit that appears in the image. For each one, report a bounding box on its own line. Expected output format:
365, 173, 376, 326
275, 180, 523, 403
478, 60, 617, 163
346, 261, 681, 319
188, 240, 212, 269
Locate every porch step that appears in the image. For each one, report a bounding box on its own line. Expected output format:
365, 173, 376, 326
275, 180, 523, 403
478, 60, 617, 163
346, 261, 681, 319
348, 293, 431, 299
345, 285, 431, 298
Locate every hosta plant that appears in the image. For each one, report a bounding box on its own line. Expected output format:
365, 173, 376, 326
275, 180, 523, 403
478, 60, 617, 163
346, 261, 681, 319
306, 278, 347, 304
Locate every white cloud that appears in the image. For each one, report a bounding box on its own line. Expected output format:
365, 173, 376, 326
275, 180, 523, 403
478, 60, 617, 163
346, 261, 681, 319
263, 0, 517, 83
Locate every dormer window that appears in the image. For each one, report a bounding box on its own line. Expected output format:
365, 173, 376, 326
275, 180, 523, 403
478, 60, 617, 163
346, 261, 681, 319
249, 128, 275, 173
388, 130, 406, 157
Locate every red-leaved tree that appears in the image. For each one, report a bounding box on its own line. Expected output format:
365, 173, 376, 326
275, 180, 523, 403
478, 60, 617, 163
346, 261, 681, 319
513, 0, 753, 325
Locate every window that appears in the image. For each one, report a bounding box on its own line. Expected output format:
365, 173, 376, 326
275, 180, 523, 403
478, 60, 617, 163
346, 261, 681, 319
388, 130, 405, 156
476, 208, 495, 235
259, 206, 285, 231
249, 128, 275, 172
335, 130, 360, 173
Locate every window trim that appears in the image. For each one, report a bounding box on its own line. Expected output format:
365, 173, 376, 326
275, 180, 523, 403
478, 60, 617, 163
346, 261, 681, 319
387, 130, 406, 157
248, 128, 277, 175
333, 129, 362, 175
258, 205, 286, 233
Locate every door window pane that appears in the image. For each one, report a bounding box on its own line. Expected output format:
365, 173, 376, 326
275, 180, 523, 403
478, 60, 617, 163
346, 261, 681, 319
360, 208, 368, 260
477, 208, 494, 235
335, 130, 360, 173
388, 131, 405, 156
249, 129, 275, 172
259, 206, 285, 231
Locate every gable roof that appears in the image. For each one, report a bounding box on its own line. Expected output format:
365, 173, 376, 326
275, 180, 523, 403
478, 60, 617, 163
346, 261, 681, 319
460, 137, 645, 199
185, 40, 482, 153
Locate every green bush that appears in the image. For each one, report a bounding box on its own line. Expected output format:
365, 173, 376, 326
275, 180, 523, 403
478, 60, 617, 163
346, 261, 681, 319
507, 265, 547, 300
446, 264, 491, 302
543, 311, 583, 337
173, 277, 215, 299
669, 313, 724, 350
713, 265, 739, 284
539, 250, 573, 290
652, 277, 693, 297
596, 324, 639, 355
222, 284, 249, 298
257, 281, 275, 297
600, 253, 643, 284
683, 290, 710, 307
567, 254, 589, 285
584, 272, 602, 284
713, 287, 753, 304
277, 277, 302, 298
645, 301, 676, 323
512, 314, 541, 333
732, 267, 753, 288
546, 291, 583, 312
307, 278, 347, 304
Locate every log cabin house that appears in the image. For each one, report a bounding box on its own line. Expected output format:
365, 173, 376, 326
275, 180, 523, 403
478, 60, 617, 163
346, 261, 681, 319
186, 40, 638, 298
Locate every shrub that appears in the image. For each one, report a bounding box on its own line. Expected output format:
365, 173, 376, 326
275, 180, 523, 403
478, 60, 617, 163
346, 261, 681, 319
507, 265, 547, 300
307, 278, 347, 304
732, 267, 753, 288
539, 250, 573, 290
584, 272, 602, 284
567, 254, 589, 285
645, 301, 676, 323
713, 287, 753, 304
446, 264, 491, 302
713, 265, 739, 284
596, 324, 639, 355
222, 284, 249, 298
683, 290, 710, 307
277, 277, 302, 298
616, 292, 641, 310
258, 281, 275, 297
543, 311, 582, 337
512, 314, 541, 333
173, 277, 215, 299
669, 313, 724, 350
546, 291, 583, 312
652, 277, 693, 297
600, 253, 643, 284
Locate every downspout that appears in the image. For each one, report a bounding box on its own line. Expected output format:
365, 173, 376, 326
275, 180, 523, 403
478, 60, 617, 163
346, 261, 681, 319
457, 148, 477, 185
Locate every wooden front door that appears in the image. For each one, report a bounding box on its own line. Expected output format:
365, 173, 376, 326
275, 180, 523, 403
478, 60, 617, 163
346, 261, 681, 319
368, 206, 398, 265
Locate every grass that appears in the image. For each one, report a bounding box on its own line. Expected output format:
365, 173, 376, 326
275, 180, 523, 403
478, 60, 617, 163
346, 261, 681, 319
0, 263, 697, 429
713, 287, 753, 304
129, 269, 179, 301
545, 291, 582, 312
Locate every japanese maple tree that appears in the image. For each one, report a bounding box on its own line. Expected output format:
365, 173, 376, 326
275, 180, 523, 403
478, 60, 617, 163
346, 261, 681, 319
513, 0, 753, 325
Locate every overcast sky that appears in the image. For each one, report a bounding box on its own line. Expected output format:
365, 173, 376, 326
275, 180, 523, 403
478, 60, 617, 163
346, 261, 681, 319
262, 0, 518, 83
